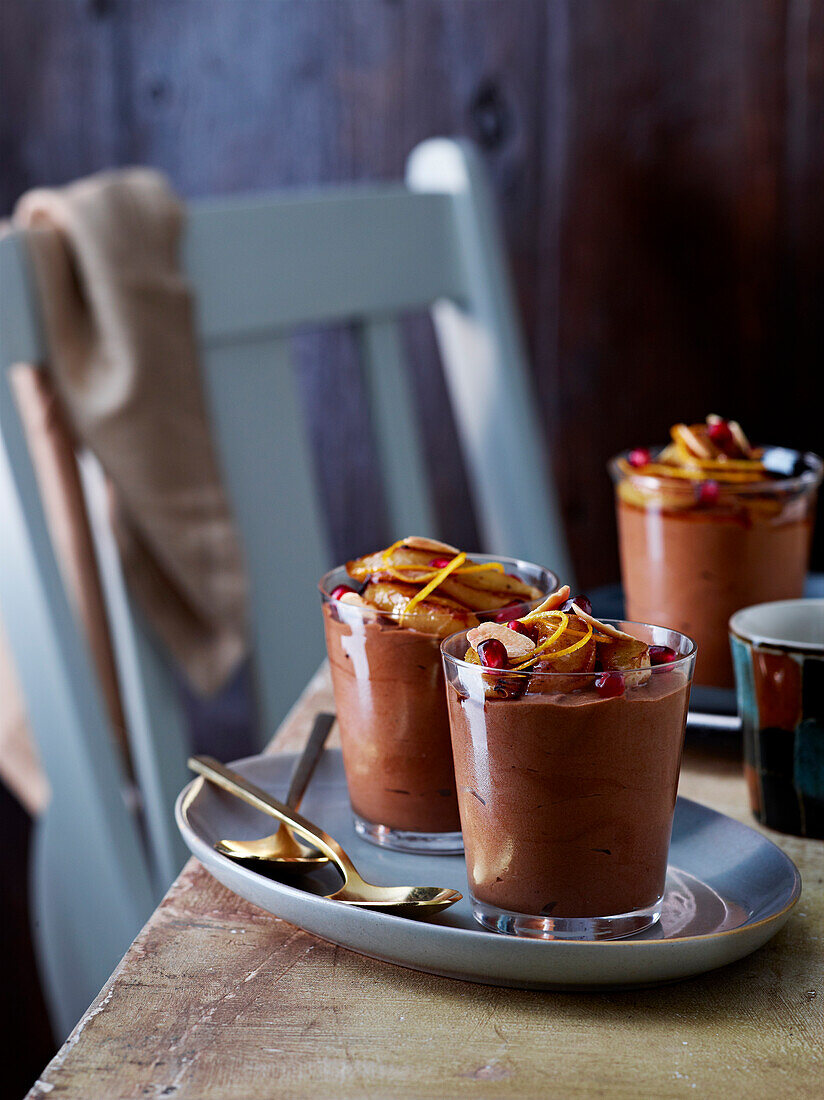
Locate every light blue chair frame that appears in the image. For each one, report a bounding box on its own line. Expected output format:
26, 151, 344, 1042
0, 138, 571, 1037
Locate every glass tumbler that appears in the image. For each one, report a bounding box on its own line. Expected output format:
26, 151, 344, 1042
320, 555, 556, 854
442, 621, 695, 938
610, 452, 821, 689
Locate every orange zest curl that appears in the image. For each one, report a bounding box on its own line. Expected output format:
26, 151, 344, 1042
399, 552, 467, 625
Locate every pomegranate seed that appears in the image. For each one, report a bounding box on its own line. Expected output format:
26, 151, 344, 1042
595, 671, 624, 699
494, 599, 523, 623
649, 645, 678, 666
330, 584, 355, 601
429, 557, 452, 569
478, 638, 509, 670
707, 420, 733, 449
562, 594, 592, 616
509, 619, 539, 643
698, 480, 720, 505
628, 448, 651, 468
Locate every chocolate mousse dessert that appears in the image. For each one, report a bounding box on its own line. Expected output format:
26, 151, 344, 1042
442, 586, 695, 938
611, 417, 821, 688
320, 538, 553, 853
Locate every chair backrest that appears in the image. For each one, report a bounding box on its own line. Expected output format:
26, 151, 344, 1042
181, 136, 572, 740
0, 137, 570, 1035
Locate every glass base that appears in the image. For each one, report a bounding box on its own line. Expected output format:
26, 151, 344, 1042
471, 894, 663, 940
353, 814, 464, 855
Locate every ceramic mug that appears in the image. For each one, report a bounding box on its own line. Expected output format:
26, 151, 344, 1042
730, 599, 824, 838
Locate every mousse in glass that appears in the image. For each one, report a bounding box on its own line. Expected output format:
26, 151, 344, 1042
320, 537, 555, 853
611, 416, 821, 689
442, 585, 695, 939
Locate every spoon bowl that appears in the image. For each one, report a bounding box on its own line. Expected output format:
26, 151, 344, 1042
215, 831, 328, 864
214, 712, 335, 867
326, 878, 462, 917
189, 755, 462, 919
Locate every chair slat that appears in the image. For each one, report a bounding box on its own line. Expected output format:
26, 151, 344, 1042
358, 318, 437, 540
0, 233, 45, 363
407, 139, 575, 583
79, 453, 190, 890
199, 336, 329, 739
0, 369, 155, 1039
184, 189, 464, 343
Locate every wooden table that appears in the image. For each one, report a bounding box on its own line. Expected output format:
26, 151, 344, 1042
29, 666, 824, 1099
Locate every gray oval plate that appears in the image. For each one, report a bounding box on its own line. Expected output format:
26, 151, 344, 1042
176, 748, 801, 990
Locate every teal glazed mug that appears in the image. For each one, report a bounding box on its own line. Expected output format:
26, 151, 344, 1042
730, 599, 824, 838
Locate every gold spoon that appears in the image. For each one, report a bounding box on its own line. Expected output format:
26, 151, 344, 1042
215, 712, 335, 865
188, 755, 462, 919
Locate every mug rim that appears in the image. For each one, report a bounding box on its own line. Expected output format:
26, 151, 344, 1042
729, 598, 824, 654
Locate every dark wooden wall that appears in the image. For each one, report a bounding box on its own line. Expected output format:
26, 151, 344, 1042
1, 0, 822, 585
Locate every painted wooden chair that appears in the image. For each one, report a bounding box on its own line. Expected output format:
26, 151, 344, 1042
0, 137, 571, 1037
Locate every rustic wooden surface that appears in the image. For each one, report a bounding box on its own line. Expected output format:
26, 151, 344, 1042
27, 665, 824, 1100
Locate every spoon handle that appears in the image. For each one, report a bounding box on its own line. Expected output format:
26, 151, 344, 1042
284, 712, 335, 809
189, 755, 355, 879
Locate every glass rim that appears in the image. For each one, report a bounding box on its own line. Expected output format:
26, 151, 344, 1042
607, 449, 823, 496
729, 598, 824, 654
318, 553, 560, 620
440, 617, 697, 676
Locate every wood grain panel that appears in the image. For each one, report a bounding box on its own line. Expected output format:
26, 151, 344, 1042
542, 0, 793, 582
0, 0, 120, 209
4, 0, 820, 578
397, 0, 547, 556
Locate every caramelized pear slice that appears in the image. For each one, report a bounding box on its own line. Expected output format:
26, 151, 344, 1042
348, 545, 542, 611
727, 420, 754, 459
599, 641, 651, 687
439, 572, 542, 612
402, 536, 460, 554
362, 581, 478, 638
466, 622, 536, 661
570, 605, 651, 686
347, 546, 434, 583
672, 422, 713, 460
527, 616, 596, 688
523, 585, 571, 618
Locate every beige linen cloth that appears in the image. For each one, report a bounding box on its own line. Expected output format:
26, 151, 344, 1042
0, 169, 248, 813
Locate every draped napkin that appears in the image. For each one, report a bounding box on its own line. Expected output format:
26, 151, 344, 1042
0, 169, 248, 811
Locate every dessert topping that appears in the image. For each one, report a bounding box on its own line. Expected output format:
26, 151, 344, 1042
595, 671, 625, 698
706, 419, 733, 450
477, 638, 509, 669
649, 645, 678, 666
618, 416, 771, 487
467, 621, 536, 661
570, 604, 651, 686
525, 584, 571, 616
402, 536, 460, 554
463, 592, 663, 694
628, 448, 652, 468
399, 552, 467, 625
509, 619, 539, 643
561, 594, 592, 616
337, 591, 368, 607
338, 538, 544, 638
